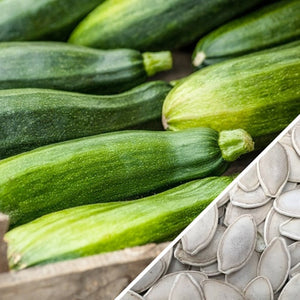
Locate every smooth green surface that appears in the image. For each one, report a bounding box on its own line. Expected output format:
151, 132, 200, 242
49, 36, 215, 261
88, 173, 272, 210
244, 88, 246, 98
68, 0, 267, 51
0, 42, 171, 93
193, 0, 300, 67
5, 176, 233, 270
163, 44, 300, 147
0, 0, 105, 41
0, 128, 237, 227
0, 81, 171, 159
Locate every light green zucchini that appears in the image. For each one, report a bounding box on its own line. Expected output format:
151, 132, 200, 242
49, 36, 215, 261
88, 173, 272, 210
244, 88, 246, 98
163, 43, 300, 147
0, 42, 172, 93
5, 176, 233, 270
193, 0, 300, 68
68, 0, 269, 51
0, 128, 253, 228
0, 81, 171, 159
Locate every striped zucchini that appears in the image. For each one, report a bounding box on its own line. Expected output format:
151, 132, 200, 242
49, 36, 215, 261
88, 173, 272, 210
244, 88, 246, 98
0, 0, 105, 42
0, 81, 171, 159
0, 42, 172, 93
0, 128, 253, 228
5, 176, 233, 270
193, 0, 300, 68
68, 0, 269, 51
163, 43, 300, 147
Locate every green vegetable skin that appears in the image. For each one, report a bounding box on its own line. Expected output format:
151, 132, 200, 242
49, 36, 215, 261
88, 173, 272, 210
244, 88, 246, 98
0, 81, 171, 159
0, 0, 105, 41
0, 42, 172, 93
68, 0, 269, 51
163, 43, 300, 147
6, 176, 233, 270
0, 128, 253, 228
193, 0, 300, 68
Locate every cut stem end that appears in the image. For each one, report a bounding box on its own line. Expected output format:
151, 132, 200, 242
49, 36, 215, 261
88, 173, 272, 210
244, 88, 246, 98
143, 51, 173, 77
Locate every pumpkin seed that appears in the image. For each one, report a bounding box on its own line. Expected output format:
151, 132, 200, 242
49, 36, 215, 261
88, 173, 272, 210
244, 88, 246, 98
202, 279, 245, 300
288, 241, 300, 268
281, 144, 300, 183
274, 189, 300, 218
291, 126, 300, 156
289, 262, 300, 279
256, 231, 266, 253
182, 204, 218, 255
243, 276, 273, 300
122, 290, 145, 300
224, 201, 272, 226
279, 133, 292, 147
168, 273, 204, 300
200, 261, 221, 277
279, 218, 300, 241
175, 226, 226, 267
282, 181, 298, 193
166, 256, 190, 274
132, 256, 167, 293
217, 191, 230, 207
225, 251, 260, 291
218, 205, 226, 219
278, 273, 300, 300
238, 163, 259, 192
257, 237, 291, 293
264, 208, 294, 246
218, 215, 256, 274
230, 184, 271, 208
144, 271, 207, 300
257, 143, 289, 197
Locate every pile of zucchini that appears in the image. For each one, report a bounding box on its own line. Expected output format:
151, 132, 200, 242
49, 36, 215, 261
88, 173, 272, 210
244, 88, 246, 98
0, 0, 299, 270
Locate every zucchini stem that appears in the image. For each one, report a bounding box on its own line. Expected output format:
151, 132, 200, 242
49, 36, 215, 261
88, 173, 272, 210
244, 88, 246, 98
218, 129, 254, 162
142, 51, 173, 76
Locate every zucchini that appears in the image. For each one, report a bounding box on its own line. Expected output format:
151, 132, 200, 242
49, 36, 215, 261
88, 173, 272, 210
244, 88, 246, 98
0, 0, 105, 42
68, 0, 269, 51
163, 43, 300, 147
193, 0, 300, 68
5, 176, 233, 270
0, 81, 171, 159
0, 128, 253, 228
0, 42, 172, 93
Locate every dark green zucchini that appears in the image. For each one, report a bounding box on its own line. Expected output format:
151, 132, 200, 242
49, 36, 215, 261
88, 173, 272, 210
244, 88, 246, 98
193, 0, 300, 68
163, 43, 300, 148
0, 42, 172, 93
5, 176, 233, 270
0, 81, 171, 159
0, 128, 253, 228
68, 0, 270, 51
0, 0, 105, 42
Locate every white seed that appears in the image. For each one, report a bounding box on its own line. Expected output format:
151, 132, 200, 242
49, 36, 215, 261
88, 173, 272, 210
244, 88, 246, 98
279, 133, 292, 147
218, 215, 256, 274
182, 204, 218, 255
257, 143, 289, 197
174, 226, 226, 266
278, 273, 300, 300
132, 256, 167, 293
257, 221, 265, 236
243, 276, 273, 300
238, 162, 260, 192
291, 126, 300, 156
226, 251, 260, 291
217, 191, 230, 207
282, 181, 298, 193
144, 271, 207, 300
168, 273, 204, 300
224, 201, 272, 226
230, 184, 271, 208
288, 241, 300, 268
122, 290, 145, 300
264, 208, 294, 246
281, 144, 300, 182
274, 189, 300, 218
255, 231, 266, 253
289, 262, 300, 279
218, 205, 226, 219
200, 261, 221, 277
202, 279, 245, 300
279, 218, 300, 241
257, 237, 291, 293
166, 256, 190, 274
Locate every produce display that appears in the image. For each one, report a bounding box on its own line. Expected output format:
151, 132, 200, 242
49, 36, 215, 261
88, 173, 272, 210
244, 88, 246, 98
192, 0, 300, 68
120, 121, 300, 300
0, 1, 299, 298
0, 81, 171, 158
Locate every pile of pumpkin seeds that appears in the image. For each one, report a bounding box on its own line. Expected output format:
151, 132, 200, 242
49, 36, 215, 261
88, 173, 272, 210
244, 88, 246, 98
121, 124, 300, 300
